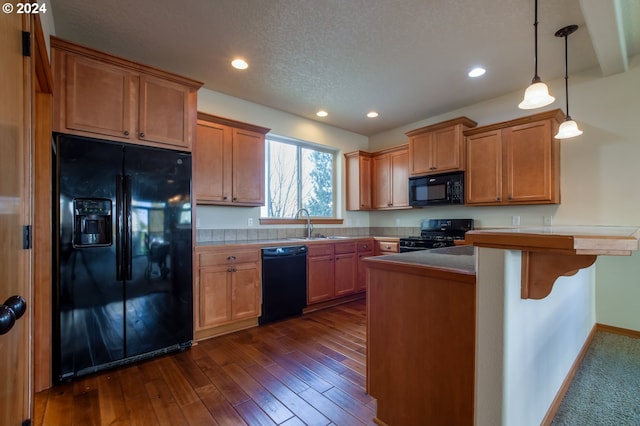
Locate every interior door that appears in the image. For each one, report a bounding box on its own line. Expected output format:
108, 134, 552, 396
0, 13, 32, 426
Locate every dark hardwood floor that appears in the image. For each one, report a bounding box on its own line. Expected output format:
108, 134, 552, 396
34, 299, 376, 425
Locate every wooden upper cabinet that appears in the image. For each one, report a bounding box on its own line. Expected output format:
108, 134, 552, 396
345, 151, 372, 211
465, 130, 502, 204
406, 117, 477, 176
51, 36, 201, 150
372, 145, 409, 210
138, 75, 192, 147
464, 109, 563, 206
195, 112, 270, 206
232, 128, 267, 205
63, 53, 135, 139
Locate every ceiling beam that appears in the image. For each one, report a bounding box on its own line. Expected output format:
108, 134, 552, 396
579, 0, 629, 76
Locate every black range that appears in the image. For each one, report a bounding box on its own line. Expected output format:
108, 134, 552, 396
399, 219, 474, 253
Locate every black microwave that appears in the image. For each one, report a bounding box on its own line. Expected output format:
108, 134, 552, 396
408, 171, 464, 207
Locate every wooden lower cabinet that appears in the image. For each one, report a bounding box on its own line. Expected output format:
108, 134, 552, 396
374, 239, 400, 255
196, 248, 261, 338
307, 245, 335, 304
334, 252, 357, 297
357, 239, 374, 292
365, 258, 476, 425
307, 241, 361, 305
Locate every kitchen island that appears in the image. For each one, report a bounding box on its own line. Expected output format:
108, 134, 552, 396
363, 226, 639, 426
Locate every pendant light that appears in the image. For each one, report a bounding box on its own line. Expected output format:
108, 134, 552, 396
554, 24, 583, 139
519, 0, 555, 109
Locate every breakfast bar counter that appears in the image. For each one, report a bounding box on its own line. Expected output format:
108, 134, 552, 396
364, 226, 639, 426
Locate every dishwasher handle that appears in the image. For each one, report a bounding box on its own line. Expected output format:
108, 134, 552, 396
262, 245, 307, 258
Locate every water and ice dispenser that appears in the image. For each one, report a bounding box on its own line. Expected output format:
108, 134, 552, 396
72, 198, 112, 247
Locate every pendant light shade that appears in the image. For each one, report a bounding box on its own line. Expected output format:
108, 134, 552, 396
555, 119, 583, 138
519, 80, 555, 109
519, 0, 555, 109
554, 24, 583, 139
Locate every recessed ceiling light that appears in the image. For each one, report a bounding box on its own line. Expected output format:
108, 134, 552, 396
316, 110, 328, 117
468, 67, 486, 78
366, 111, 379, 118
231, 58, 249, 70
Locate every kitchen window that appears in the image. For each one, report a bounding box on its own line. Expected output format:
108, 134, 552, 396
260, 135, 337, 219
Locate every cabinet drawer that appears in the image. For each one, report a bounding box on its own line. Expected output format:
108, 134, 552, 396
357, 239, 374, 253
198, 249, 260, 267
308, 244, 335, 257
376, 241, 399, 253
334, 242, 356, 254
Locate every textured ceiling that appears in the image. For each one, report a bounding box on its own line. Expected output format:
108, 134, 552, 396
50, 0, 639, 136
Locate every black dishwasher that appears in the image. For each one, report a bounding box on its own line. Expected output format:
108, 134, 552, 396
259, 245, 308, 325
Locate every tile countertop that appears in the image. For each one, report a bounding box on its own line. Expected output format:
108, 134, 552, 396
465, 225, 640, 256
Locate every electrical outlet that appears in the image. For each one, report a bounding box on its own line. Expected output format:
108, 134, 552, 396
543, 215, 553, 226
512, 216, 521, 226
248, 218, 253, 226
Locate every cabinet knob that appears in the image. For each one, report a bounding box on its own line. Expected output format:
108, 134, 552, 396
384, 245, 390, 249
508, 195, 513, 201
227, 267, 232, 272
223, 196, 228, 200
123, 130, 129, 136
363, 245, 369, 249
139, 132, 145, 138
227, 255, 236, 261
496, 197, 501, 201
233, 197, 237, 201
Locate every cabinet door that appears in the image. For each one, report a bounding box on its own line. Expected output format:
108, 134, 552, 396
307, 255, 334, 304
232, 128, 265, 205
198, 266, 230, 329
345, 152, 372, 211
432, 125, 464, 172
465, 130, 503, 205
390, 149, 409, 207
195, 121, 232, 203
408, 131, 433, 175
357, 252, 373, 292
372, 154, 391, 209
504, 121, 554, 203
230, 263, 261, 320
334, 253, 357, 297
64, 53, 136, 140
138, 75, 193, 149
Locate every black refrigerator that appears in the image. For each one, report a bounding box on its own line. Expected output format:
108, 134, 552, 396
53, 133, 193, 382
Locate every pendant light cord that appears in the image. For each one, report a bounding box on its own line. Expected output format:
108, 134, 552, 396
563, 33, 570, 118
533, 0, 540, 82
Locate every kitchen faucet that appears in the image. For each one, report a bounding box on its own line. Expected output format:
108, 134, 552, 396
294, 208, 313, 239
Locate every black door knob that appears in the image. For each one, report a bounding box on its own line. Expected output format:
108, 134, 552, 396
5, 295, 26, 320
0, 295, 26, 335
0, 305, 16, 335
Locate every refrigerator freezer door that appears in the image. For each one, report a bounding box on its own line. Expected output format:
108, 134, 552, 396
122, 145, 193, 359
57, 135, 125, 380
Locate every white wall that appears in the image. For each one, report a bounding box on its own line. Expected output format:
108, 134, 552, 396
367, 56, 640, 331
196, 90, 371, 230
475, 248, 595, 426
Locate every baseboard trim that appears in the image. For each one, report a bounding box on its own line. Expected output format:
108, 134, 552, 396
595, 323, 640, 339
540, 324, 597, 426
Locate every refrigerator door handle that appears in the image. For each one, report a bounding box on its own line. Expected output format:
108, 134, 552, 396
116, 175, 125, 280
123, 175, 133, 281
